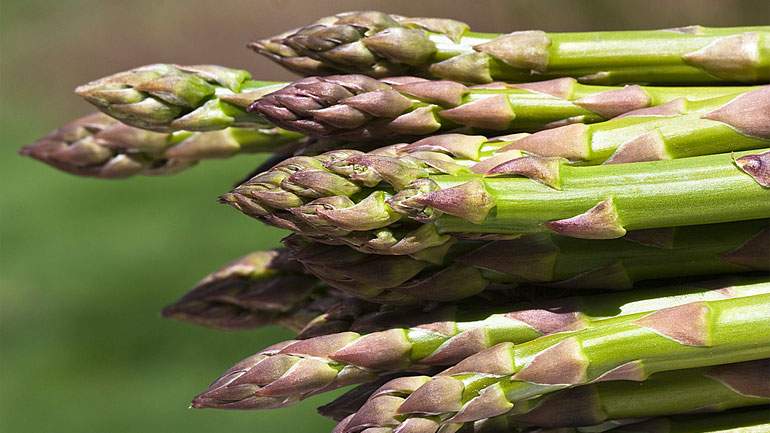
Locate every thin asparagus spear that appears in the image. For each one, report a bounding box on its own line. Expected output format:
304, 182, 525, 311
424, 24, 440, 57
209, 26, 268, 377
285, 220, 770, 303
222, 141, 770, 255
19, 113, 305, 178
339, 359, 770, 432
343, 292, 770, 428
249, 75, 765, 142
76, 64, 756, 137
190, 277, 770, 410
252, 11, 770, 84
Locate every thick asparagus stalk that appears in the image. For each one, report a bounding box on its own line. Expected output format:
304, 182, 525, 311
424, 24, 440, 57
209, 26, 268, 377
190, 277, 770, 410
338, 359, 770, 433
285, 220, 770, 303
609, 407, 770, 433
222, 139, 770, 254
326, 404, 770, 433
77, 65, 756, 138
343, 291, 770, 429
75, 64, 285, 132
19, 113, 306, 179
253, 12, 770, 85
249, 75, 763, 141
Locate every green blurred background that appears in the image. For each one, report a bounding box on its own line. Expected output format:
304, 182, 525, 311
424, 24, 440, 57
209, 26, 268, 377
1, 1, 769, 432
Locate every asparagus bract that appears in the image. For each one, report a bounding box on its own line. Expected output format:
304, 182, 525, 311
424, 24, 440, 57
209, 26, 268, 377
344, 291, 770, 429
253, 12, 770, 84
286, 220, 770, 302
75, 64, 286, 132
339, 359, 770, 432
19, 113, 305, 178
190, 277, 770, 410
249, 74, 761, 141
223, 141, 770, 254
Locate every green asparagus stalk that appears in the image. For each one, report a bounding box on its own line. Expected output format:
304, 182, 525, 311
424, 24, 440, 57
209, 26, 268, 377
285, 220, 770, 303
249, 75, 763, 141
75, 64, 285, 132
253, 11, 770, 85
342, 291, 770, 429
323, 385, 770, 432
19, 112, 306, 179
509, 87, 770, 164
222, 138, 770, 255
338, 359, 770, 433
190, 277, 770, 410
77, 64, 756, 138
608, 407, 770, 433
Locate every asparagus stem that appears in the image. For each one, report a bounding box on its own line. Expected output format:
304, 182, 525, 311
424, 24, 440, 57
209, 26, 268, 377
339, 359, 770, 432
190, 277, 770, 410
341, 291, 770, 429
223, 139, 770, 254
253, 12, 770, 84
249, 74, 762, 141
77, 64, 759, 139
19, 113, 306, 178
285, 220, 770, 302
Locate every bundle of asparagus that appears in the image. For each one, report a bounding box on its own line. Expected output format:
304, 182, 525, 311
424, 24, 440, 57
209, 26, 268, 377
22, 10, 770, 433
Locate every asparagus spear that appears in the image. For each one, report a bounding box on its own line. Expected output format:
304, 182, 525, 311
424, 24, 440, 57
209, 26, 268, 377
608, 407, 770, 433
19, 113, 306, 179
249, 75, 765, 142
323, 386, 770, 432
161, 248, 531, 336
343, 291, 770, 429
252, 11, 770, 85
222, 139, 770, 254
76, 64, 755, 137
338, 359, 770, 432
75, 64, 285, 132
285, 220, 770, 302
190, 277, 770, 410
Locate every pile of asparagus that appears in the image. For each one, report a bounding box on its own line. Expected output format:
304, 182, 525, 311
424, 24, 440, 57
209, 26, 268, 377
22, 11, 770, 433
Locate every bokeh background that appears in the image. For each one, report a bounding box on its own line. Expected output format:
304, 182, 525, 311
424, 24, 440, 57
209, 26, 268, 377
2, 1, 769, 432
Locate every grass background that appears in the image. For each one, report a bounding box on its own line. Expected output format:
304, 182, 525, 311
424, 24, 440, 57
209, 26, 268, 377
2, 1, 769, 432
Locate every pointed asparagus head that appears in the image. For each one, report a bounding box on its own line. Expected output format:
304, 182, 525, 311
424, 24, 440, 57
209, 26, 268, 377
250, 11, 467, 77
161, 250, 321, 330
248, 73, 539, 140
193, 333, 378, 410
19, 112, 194, 178
75, 64, 272, 131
